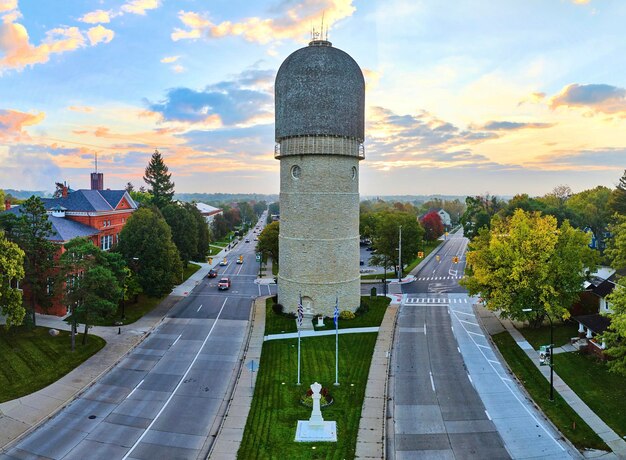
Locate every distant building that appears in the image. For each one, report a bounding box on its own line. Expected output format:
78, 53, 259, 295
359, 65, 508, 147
2, 173, 137, 316
195, 202, 223, 225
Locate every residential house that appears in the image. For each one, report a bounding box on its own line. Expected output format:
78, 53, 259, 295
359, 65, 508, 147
195, 202, 223, 225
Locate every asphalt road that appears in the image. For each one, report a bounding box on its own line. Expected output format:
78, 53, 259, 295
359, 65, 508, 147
2, 222, 273, 460
391, 232, 510, 459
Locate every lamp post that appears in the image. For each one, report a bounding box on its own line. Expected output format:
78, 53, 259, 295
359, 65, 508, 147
397, 225, 402, 280
523, 308, 554, 402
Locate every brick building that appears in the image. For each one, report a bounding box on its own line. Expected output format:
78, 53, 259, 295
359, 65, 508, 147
3, 174, 137, 316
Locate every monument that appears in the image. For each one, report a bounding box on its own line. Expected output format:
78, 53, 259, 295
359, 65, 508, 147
295, 382, 337, 442
274, 37, 365, 318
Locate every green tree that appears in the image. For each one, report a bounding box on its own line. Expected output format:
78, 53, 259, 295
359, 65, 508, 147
462, 209, 596, 325
58, 238, 124, 349
14, 196, 57, 325
461, 194, 505, 239
162, 203, 198, 267
129, 189, 153, 206
143, 149, 175, 209
608, 170, 626, 216
565, 186, 611, 248
606, 216, 626, 270
603, 279, 626, 375
184, 203, 209, 261
267, 202, 279, 224
116, 207, 182, 297
369, 211, 424, 276
237, 202, 255, 228
0, 230, 26, 328
253, 201, 267, 218
257, 221, 279, 265
0, 189, 4, 207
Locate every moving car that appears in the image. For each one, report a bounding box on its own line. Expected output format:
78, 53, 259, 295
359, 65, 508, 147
220, 258, 228, 266
236, 256, 243, 264
245, 238, 250, 243
218, 277, 231, 290
207, 269, 218, 278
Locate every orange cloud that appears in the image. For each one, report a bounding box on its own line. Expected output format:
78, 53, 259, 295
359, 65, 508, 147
171, 0, 356, 44
79, 9, 113, 24
67, 105, 94, 113
121, 0, 160, 16
0, 109, 45, 141
160, 55, 180, 63
87, 25, 114, 45
0, 0, 17, 13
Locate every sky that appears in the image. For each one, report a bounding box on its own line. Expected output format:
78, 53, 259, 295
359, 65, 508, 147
1, 0, 626, 197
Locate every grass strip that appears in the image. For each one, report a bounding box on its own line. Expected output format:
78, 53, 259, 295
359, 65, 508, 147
0, 327, 105, 403
492, 331, 608, 450
518, 322, 579, 349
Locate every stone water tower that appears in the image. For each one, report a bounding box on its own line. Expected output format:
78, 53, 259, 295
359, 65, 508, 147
275, 38, 365, 318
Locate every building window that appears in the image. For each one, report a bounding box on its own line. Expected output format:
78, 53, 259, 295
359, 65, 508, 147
351, 166, 357, 180
101, 234, 113, 251
291, 165, 301, 179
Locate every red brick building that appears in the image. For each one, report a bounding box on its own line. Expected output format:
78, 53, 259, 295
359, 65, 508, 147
3, 173, 137, 316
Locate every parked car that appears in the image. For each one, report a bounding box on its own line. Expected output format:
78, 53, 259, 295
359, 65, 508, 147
207, 269, 218, 278
220, 258, 228, 266
218, 277, 231, 290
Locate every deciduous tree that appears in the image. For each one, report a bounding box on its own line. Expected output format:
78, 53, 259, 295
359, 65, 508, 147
162, 203, 198, 267
257, 221, 279, 264
608, 169, 626, 216
143, 149, 175, 209
0, 231, 25, 328
462, 209, 597, 324
369, 211, 424, 276
420, 211, 444, 241
603, 279, 626, 376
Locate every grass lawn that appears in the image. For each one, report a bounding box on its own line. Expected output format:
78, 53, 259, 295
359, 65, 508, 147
238, 334, 378, 459
208, 245, 224, 256
518, 321, 579, 349
265, 296, 390, 336
0, 327, 106, 403
554, 352, 626, 438
182, 262, 201, 280
360, 240, 442, 280
492, 332, 608, 451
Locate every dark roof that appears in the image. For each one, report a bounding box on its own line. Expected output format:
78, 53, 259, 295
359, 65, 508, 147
573, 314, 612, 334
593, 279, 616, 298
41, 189, 136, 213
48, 216, 99, 242
275, 40, 365, 142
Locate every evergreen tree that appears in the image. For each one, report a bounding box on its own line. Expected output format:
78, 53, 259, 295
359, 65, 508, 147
609, 169, 626, 215
143, 149, 175, 209
184, 203, 210, 261
14, 196, 57, 326
162, 203, 198, 267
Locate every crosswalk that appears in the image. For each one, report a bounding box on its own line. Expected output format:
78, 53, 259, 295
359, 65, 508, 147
404, 296, 470, 305
417, 276, 463, 281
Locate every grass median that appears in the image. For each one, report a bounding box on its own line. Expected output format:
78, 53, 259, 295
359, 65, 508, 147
0, 327, 106, 403
492, 331, 608, 451
239, 296, 390, 459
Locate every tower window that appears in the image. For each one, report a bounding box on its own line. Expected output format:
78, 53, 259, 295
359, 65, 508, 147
291, 165, 302, 179
351, 166, 357, 180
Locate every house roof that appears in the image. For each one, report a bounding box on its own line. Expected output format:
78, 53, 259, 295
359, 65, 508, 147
593, 278, 616, 298
43, 189, 136, 212
48, 216, 99, 242
573, 314, 612, 334
195, 202, 222, 214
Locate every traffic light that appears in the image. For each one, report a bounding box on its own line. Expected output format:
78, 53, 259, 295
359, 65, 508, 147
435, 255, 441, 262
208, 257, 213, 264
417, 251, 424, 258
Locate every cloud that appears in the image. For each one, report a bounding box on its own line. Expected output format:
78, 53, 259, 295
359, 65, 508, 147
146, 68, 275, 126
572, 0, 590, 4
172, 64, 184, 73
160, 55, 180, 64
531, 148, 626, 170
480, 121, 554, 131
121, 0, 160, 16
0, 109, 45, 142
171, 0, 356, 44
67, 105, 94, 113
79, 9, 113, 24
87, 25, 114, 45
550, 83, 626, 114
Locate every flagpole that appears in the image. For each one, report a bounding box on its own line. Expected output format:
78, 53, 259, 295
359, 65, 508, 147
297, 327, 301, 385
297, 292, 302, 385
334, 294, 339, 386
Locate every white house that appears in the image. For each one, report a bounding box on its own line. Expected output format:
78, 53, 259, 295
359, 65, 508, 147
438, 209, 451, 227
195, 203, 223, 225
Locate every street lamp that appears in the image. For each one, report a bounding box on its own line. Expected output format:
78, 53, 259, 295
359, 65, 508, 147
522, 308, 554, 402
397, 225, 402, 280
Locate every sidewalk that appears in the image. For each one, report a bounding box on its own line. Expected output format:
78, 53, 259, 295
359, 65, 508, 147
477, 305, 626, 459
0, 256, 223, 452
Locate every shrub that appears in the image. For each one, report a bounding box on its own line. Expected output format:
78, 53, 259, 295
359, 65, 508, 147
339, 310, 355, 320
272, 303, 284, 315
355, 300, 369, 316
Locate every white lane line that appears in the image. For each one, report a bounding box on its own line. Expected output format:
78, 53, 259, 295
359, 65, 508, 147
466, 330, 484, 337
127, 379, 144, 399
476, 344, 491, 349
457, 346, 461, 353
485, 410, 492, 421
123, 297, 229, 460
449, 308, 565, 451
451, 309, 474, 317
467, 373, 473, 384
429, 372, 436, 392
171, 334, 182, 346
458, 319, 479, 326
196, 304, 203, 312
424, 323, 427, 335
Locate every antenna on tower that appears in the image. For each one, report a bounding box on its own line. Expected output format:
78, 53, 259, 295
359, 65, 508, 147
95, 152, 98, 173
320, 12, 324, 40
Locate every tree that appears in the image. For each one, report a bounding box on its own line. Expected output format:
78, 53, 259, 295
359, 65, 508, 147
462, 209, 597, 325
13, 196, 57, 325
461, 194, 505, 239
608, 170, 626, 216
125, 182, 135, 193
603, 279, 626, 376
565, 186, 611, 249
606, 216, 626, 271
116, 207, 182, 297
212, 214, 230, 241
58, 238, 124, 349
143, 149, 175, 209
52, 182, 66, 198
253, 201, 267, 218
184, 203, 209, 261
129, 189, 153, 206
162, 203, 198, 267
257, 221, 279, 264
0, 231, 26, 328
369, 211, 424, 275
420, 211, 444, 241
237, 202, 255, 227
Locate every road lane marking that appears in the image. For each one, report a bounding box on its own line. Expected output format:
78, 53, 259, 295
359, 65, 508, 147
485, 410, 491, 420
172, 334, 182, 346
197, 304, 203, 312
424, 323, 427, 335
127, 379, 144, 399
467, 373, 473, 384
458, 319, 479, 326
429, 372, 436, 392
123, 297, 229, 460
457, 346, 461, 353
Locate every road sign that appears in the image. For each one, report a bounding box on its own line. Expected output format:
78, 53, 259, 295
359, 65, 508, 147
539, 345, 551, 366
247, 359, 258, 388
256, 252, 261, 262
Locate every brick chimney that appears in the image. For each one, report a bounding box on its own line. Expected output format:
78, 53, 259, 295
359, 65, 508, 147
4, 199, 10, 211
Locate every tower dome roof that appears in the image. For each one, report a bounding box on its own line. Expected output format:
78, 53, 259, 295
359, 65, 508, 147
275, 40, 365, 143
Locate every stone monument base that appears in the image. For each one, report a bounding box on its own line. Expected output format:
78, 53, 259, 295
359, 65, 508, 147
295, 420, 337, 442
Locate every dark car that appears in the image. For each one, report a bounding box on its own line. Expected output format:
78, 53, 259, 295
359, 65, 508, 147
207, 269, 218, 278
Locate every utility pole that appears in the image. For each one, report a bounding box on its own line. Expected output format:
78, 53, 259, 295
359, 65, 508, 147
398, 225, 402, 280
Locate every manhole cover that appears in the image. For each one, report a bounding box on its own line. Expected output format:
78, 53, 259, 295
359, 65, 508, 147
88, 415, 96, 419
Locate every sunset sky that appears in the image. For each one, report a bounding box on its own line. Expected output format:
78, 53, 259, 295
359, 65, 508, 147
1, 0, 625, 197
